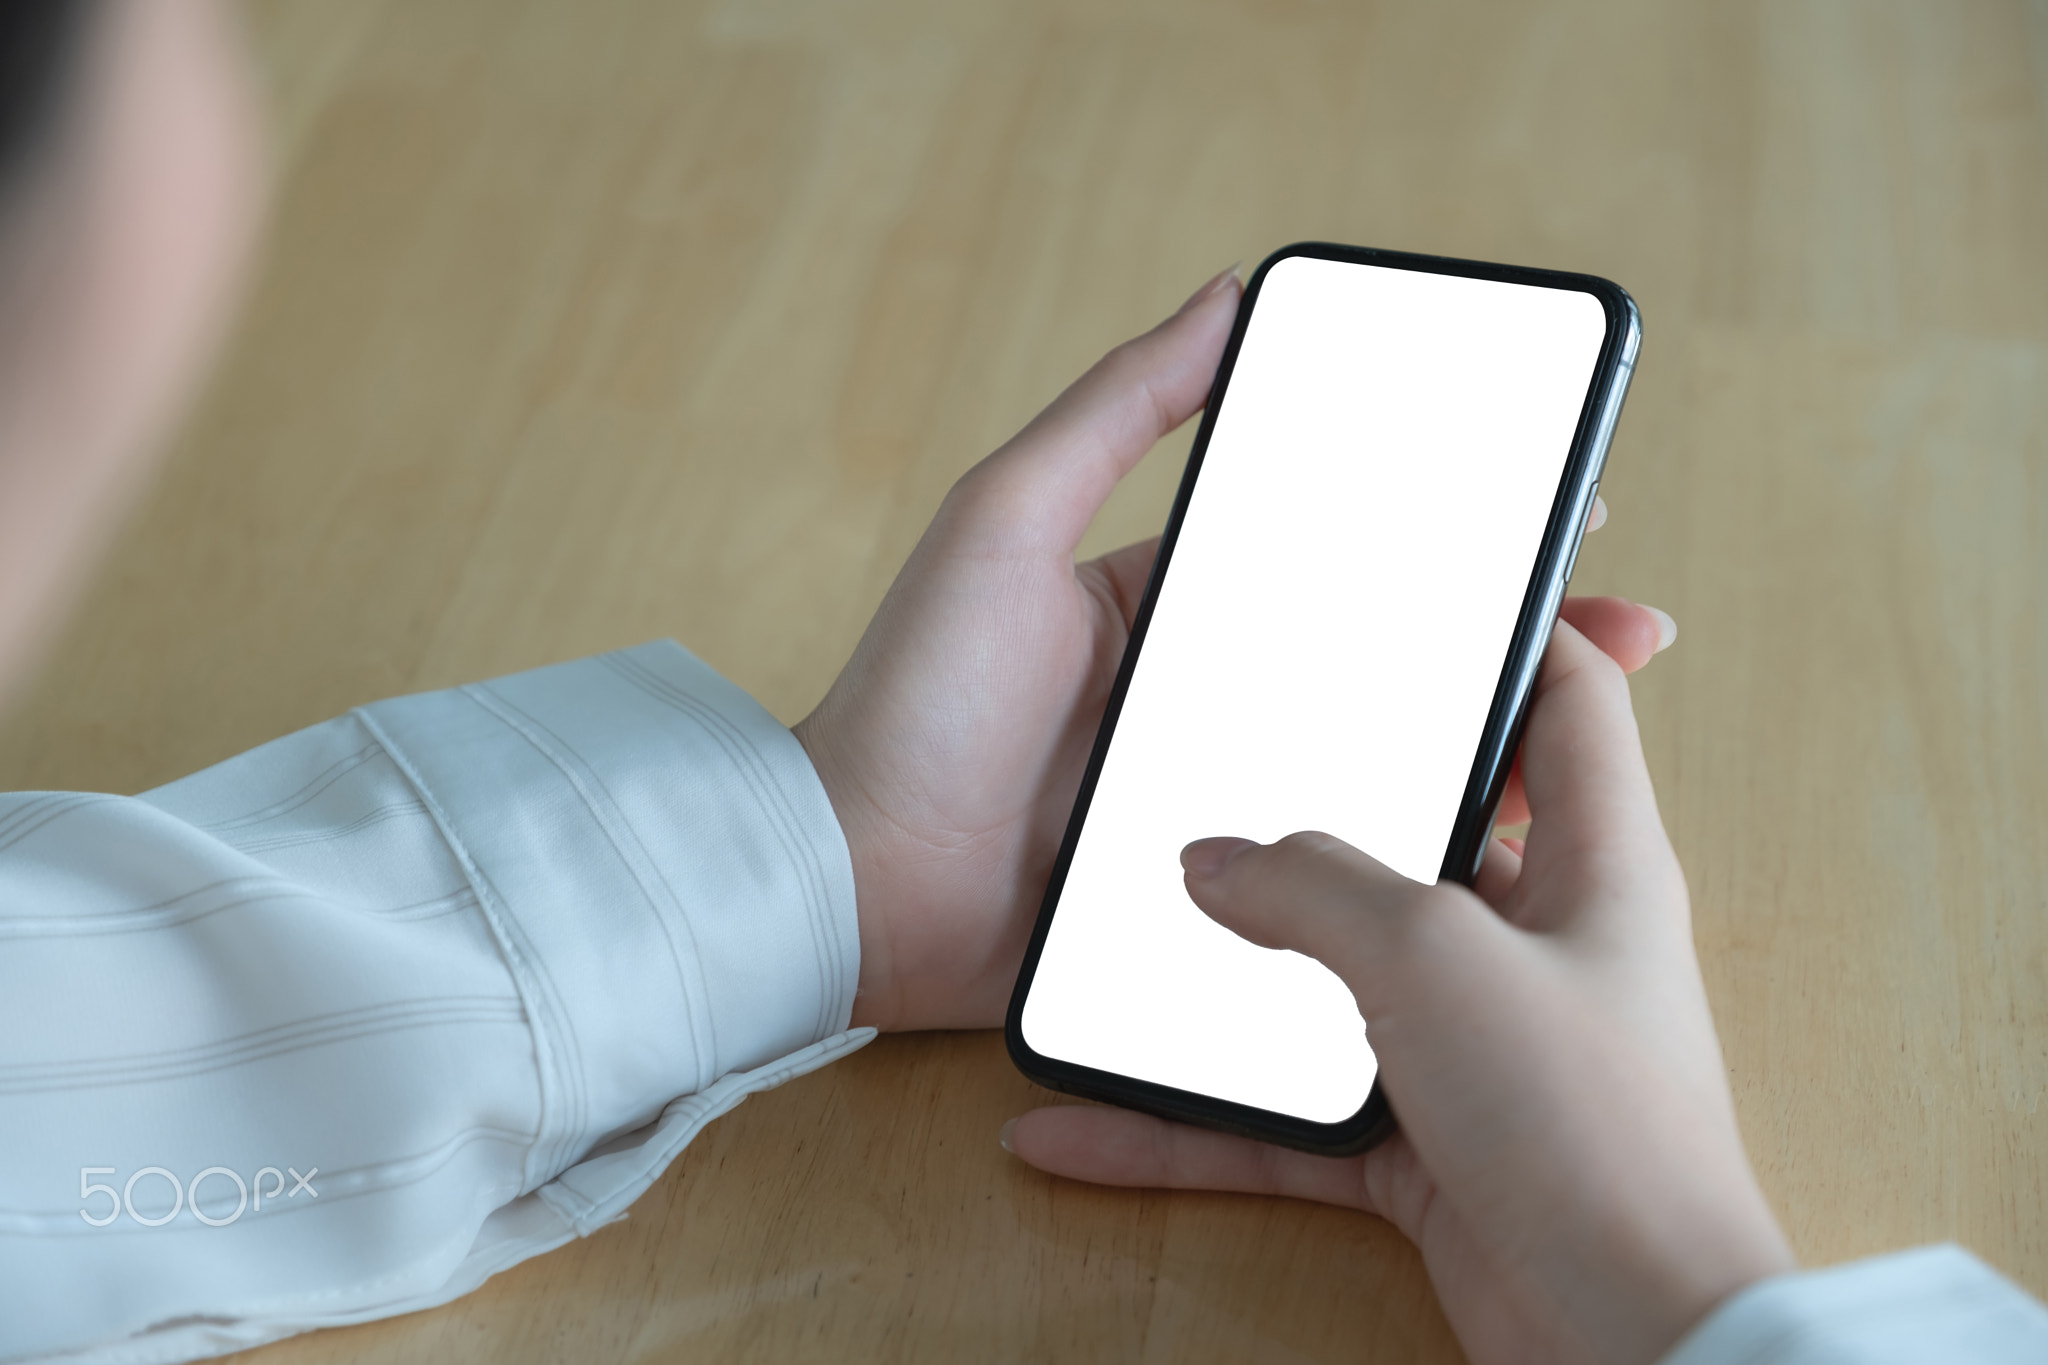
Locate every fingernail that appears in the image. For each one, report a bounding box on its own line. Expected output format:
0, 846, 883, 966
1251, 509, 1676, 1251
998, 1117, 1018, 1154
1182, 836, 1256, 878
1179, 263, 1242, 312
1647, 606, 1678, 652
1586, 495, 1608, 532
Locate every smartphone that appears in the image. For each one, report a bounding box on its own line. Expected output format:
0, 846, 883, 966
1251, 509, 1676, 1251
1004, 242, 1640, 1155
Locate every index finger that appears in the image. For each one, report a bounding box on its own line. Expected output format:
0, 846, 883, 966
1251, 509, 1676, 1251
1514, 620, 1683, 922
1003, 1103, 1385, 1216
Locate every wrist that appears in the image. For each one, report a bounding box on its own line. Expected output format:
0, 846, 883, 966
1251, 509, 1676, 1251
1617, 1174, 1797, 1365
791, 712, 899, 1033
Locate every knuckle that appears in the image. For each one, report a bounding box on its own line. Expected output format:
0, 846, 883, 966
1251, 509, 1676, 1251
941, 457, 1002, 512
1271, 830, 1353, 864
1098, 335, 1149, 376
937, 464, 1029, 543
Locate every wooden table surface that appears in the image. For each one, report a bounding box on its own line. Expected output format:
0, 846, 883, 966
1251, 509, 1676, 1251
4, 1, 2046, 1359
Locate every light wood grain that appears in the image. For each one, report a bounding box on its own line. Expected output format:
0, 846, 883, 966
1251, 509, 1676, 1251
4, 1, 2047, 1360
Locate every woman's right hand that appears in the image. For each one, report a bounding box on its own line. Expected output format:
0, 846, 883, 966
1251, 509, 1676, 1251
1003, 620, 1796, 1365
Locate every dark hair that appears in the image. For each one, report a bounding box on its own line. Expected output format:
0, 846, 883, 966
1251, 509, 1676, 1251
0, 1, 96, 205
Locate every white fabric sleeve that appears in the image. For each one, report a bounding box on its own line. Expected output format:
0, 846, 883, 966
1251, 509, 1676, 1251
0, 641, 871, 1364
1661, 1244, 2048, 1365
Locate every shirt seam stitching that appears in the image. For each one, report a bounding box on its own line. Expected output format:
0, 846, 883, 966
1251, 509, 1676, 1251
601, 650, 852, 1036
462, 680, 724, 1093
351, 705, 580, 1198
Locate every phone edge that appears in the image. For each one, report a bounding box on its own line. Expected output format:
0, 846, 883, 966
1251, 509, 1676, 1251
1004, 242, 1641, 1157
1438, 271, 1642, 885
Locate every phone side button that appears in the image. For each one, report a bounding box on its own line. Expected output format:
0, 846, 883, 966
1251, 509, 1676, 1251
1563, 480, 1599, 583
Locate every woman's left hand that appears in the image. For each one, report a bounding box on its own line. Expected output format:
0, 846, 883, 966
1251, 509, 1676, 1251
794, 267, 1669, 1031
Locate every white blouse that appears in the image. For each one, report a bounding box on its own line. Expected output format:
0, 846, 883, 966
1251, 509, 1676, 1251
0, 642, 2041, 1363
0, 642, 867, 1361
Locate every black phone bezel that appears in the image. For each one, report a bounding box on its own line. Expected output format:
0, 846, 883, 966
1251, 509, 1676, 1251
1003, 241, 1641, 1156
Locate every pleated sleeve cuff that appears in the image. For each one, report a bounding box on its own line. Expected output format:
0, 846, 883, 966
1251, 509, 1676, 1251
1661, 1244, 2048, 1365
356, 639, 865, 1192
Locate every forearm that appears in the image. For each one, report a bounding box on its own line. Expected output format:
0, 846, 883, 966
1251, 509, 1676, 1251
0, 641, 866, 1363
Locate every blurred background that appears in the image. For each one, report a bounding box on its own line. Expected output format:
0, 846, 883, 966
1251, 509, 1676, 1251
3, 3, 2045, 1361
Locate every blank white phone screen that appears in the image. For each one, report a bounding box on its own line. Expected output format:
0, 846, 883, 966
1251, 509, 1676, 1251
1019, 254, 1609, 1124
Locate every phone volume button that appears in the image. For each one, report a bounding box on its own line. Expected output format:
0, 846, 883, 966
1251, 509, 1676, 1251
1563, 480, 1596, 583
